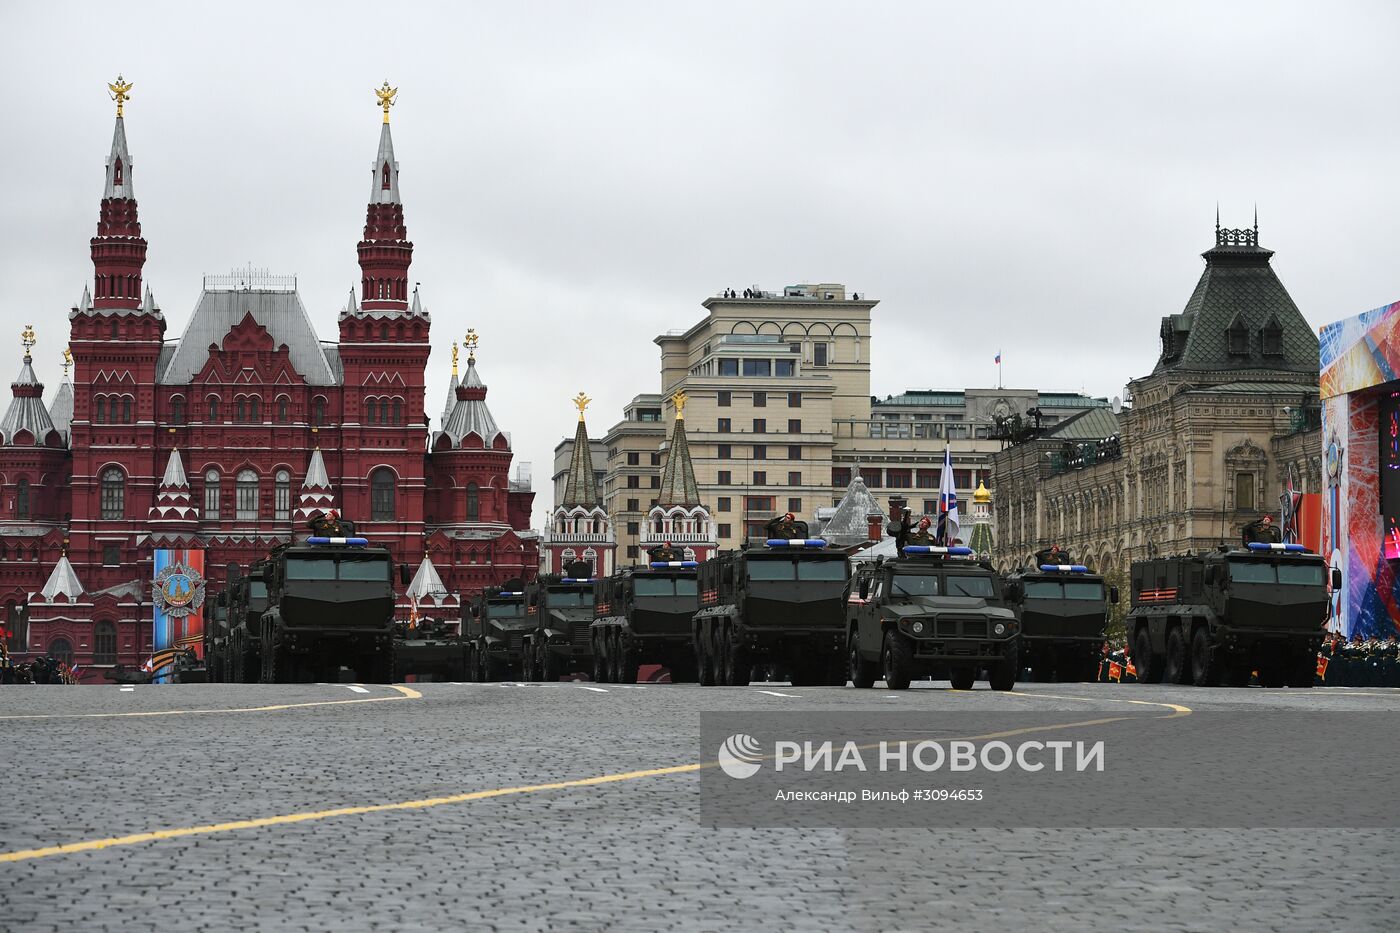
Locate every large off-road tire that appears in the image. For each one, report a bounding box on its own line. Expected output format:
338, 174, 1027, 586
882, 629, 913, 690
592, 634, 608, 683
987, 661, 1016, 692
1165, 627, 1190, 685
541, 644, 559, 682
849, 633, 876, 689
949, 665, 976, 691
696, 624, 715, 687
231, 638, 244, 683
1190, 626, 1221, 687
713, 622, 732, 686
618, 644, 640, 685
522, 641, 535, 681
609, 632, 625, 684
1134, 627, 1164, 684
465, 646, 478, 683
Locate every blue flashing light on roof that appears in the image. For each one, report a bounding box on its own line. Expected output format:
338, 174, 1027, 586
764, 539, 828, 548
559, 577, 598, 584
307, 536, 369, 547
904, 545, 974, 556
1246, 542, 1309, 553
494, 591, 524, 597
650, 561, 700, 569
1039, 564, 1090, 573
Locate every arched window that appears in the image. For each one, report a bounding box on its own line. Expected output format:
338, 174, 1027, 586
277, 397, 289, 422
208, 397, 220, 422
120, 396, 132, 423
114, 157, 123, 186
100, 467, 125, 519
274, 469, 291, 521
391, 398, 403, 425
1235, 472, 1256, 511
236, 469, 260, 520
371, 468, 395, 521
48, 637, 73, 665
95, 397, 107, 424
366, 399, 378, 424
249, 397, 260, 422
380, 323, 389, 341
382, 162, 390, 189
93, 621, 117, 664
466, 482, 479, 521
109, 320, 119, 340
235, 398, 246, 422
312, 397, 326, 426
203, 469, 220, 519
171, 396, 185, 424
16, 478, 30, 520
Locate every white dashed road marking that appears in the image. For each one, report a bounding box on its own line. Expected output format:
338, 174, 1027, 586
576, 686, 609, 693
757, 690, 802, 698
340, 685, 370, 694
119, 687, 135, 693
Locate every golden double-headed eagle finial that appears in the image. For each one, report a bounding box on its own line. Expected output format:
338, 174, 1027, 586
451, 342, 459, 376
463, 328, 478, 362
21, 324, 35, 357
62, 347, 73, 377
108, 75, 133, 118
671, 389, 688, 420
573, 392, 591, 421
375, 80, 398, 123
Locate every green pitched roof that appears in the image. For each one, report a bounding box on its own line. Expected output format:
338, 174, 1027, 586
657, 415, 702, 508
1048, 407, 1122, 440
561, 417, 600, 508
1153, 230, 1318, 376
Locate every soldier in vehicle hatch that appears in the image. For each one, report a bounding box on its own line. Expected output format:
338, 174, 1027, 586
1241, 514, 1282, 545
649, 542, 680, 563
906, 516, 936, 546
1035, 544, 1073, 566
308, 509, 351, 537
766, 512, 803, 539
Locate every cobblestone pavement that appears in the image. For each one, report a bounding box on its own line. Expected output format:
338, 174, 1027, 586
2, 681, 1397, 932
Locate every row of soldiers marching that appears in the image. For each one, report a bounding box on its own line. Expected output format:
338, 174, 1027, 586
1, 633, 79, 685
1316, 634, 1400, 687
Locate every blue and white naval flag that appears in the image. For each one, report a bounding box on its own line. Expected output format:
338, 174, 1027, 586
937, 445, 960, 545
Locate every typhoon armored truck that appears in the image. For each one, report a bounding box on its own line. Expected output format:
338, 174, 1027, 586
847, 545, 1019, 691
465, 584, 531, 682
591, 560, 700, 684
1004, 561, 1117, 682
521, 574, 597, 682
204, 586, 231, 683
694, 538, 850, 687
1127, 541, 1334, 687
258, 535, 408, 684
227, 562, 269, 683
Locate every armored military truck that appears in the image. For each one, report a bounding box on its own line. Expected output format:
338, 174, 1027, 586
203, 586, 231, 683
392, 616, 467, 682
848, 545, 1019, 691
591, 560, 700, 684
227, 562, 269, 683
1004, 563, 1116, 682
1127, 541, 1335, 687
258, 535, 408, 684
521, 574, 597, 682
694, 539, 850, 687
465, 584, 531, 682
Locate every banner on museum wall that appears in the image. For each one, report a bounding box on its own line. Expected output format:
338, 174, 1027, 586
152, 549, 206, 681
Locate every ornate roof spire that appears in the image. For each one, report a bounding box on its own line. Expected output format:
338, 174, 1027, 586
294, 447, 336, 525
375, 80, 397, 124
90, 78, 149, 313
440, 336, 505, 448
358, 82, 412, 312
38, 554, 85, 602
2, 325, 56, 446
561, 394, 599, 507
148, 449, 197, 526
656, 391, 701, 508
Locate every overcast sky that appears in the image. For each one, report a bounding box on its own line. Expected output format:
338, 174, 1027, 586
3, 1, 1398, 526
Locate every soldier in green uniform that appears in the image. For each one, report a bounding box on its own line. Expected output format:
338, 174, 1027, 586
1241, 514, 1282, 545
308, 509, 349, 537
906, 516, 936, 545
766, 512, 802, 540
648, 542, 680, 563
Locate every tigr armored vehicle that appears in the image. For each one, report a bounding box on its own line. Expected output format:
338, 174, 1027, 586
521, 574, 597, 682
591, 560, 700, 684
694, 538, 850, 687
848, 545, 1019, 691
1127, 541, 1334, 687
227, 562, 269, 683
1003, 561, 1116, 682
465, 584, 531, 682
258, 535, 408, 684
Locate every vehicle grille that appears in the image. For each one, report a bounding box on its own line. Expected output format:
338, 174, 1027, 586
508, 633, 523, 652
937, 617, 988, 639
572, 624, 592, 647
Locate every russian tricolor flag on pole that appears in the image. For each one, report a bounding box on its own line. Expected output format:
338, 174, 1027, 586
937, 446, 960, 545
994, 351, 1001, 364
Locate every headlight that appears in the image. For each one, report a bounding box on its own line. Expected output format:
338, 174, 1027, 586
911, 621, 925, 634
994, 623, 1006, 636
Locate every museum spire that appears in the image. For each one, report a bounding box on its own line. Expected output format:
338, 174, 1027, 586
358, 81, 414, 312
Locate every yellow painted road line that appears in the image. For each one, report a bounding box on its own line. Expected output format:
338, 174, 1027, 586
0, 710, 1171, 864
994, 690, 1193, 716
0, 684, 422, 721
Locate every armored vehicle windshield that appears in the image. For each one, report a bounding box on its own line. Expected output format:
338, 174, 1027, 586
1023, 578, 1106, 600
1226, 560, 1325, 586
634, 577, 699, 598
746, 555, 848, 581
545, 588, 594, 608
486, 601, 525, 619
943, 572, 997, 599
285, 553, 390, 581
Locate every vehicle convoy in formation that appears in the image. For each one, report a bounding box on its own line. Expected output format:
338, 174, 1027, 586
1127, 527, 1335, 687
695, 521, 851, 687
257, 528, 408, 684
591, 549, 700, 684
1003, 547, 1116, 682
522, 566, 597, 682
392, 615, 466, 682
465, 582, 530, 682
847, 545, 1019, 691
226, 562, 269, 683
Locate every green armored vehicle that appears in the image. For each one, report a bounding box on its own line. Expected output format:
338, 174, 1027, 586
521, 572, 597, 682
465, 583, 531, 682
694, 537, 850, 687
591, 557, 700, 684
1128, 540, 1334, 687
258, 534, 408, 684
848, 545, 1019, 691
392, 616, 467, 682
203, 585, 231, 683
1004, 553, 1116, 682
227, 562, 269, 683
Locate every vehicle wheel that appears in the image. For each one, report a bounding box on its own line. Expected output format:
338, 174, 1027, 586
232, 639, 244, 683
696, 623, 715, 687
730, 638, 751, 688
619, 644, 640, 685
541, 644, 559, 682
520, 641, 533, 681
1134, 628, 1163, 684
262, 644, 278, 684
609, 632, 625, 684
949, 665, 976, 691
465, 646, 478, 683
1165, 627, 1190, 685
1287, 651, 1317, 688
713, 622, 731, 686
1189, 627, 1221, 687
592, 634, 608, 683
882, 629, 912, 690
849, 633, 876, 689
987, 661, 1016, 692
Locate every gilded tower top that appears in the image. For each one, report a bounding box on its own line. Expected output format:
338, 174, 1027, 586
671, 389, 688, 420
573, 392, 591, 421
108, 75, 133, 118
464, 328, 478, 362
375, 80, 398, 123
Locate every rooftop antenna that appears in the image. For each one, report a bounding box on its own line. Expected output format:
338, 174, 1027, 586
1253, 203, 1259, 238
